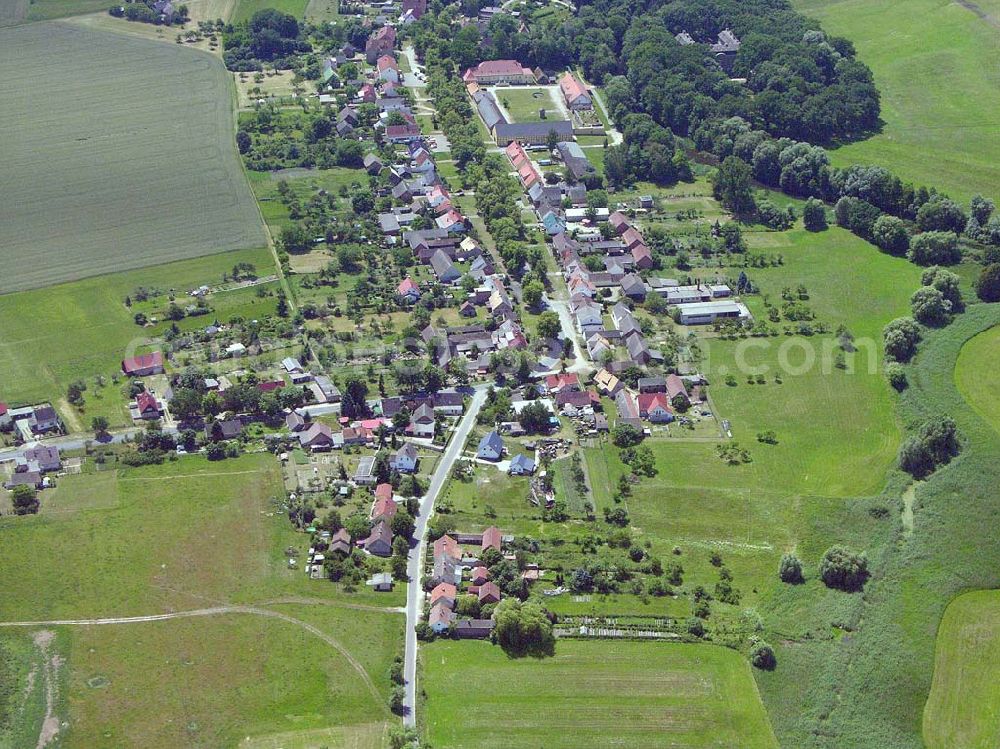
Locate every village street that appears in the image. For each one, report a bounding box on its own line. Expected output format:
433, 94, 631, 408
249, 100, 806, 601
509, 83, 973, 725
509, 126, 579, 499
402, 383, 490, 727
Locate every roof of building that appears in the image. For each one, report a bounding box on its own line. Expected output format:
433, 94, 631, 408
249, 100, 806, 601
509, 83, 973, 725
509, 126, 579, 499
122, 351, 163, 373
478, 580, 501, 601
638, 392, 672, 413
558, 72, 590, 103
477, 430, 504, 456
510, 453, 536, 472
482, 526, 502, 551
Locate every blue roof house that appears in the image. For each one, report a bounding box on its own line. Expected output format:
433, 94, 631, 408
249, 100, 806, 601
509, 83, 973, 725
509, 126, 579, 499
477, 430, 504, 461
509, 454, 536, 475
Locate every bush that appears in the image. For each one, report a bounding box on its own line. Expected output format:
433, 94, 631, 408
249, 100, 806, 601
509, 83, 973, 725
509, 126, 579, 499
917, 196, 967, 234
975, 263, 1000, 302
898, 418, 961, 478
778, 553, 803, 583
884, 362, 908, 391
910, 286, 951, 326
686, 617, 705, 637
921, 266, 963, 311
819, 545, 869, 591
871, 215, 910, 255
802, 198, 827, 231
11, 484, 39, 515
883, 317, 922, 362
907, 231, 961, 266
750, 641, 777, 670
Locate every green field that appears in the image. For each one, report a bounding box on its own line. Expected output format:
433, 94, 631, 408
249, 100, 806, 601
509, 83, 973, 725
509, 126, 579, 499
793, 0, 1000, 203
496, 87, 563, 123
923, 590, 1000, 748
0, 247, 273, 428
0, 22, 265, 293
0, 454, 403, 747
234, 0, 309, 22
421, 639, 778, 748
955, 324, 1000, 433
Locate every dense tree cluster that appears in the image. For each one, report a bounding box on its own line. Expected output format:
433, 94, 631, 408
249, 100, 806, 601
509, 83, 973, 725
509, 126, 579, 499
819, 545, 869, 591
223, 9, 310, 71
898, 418, 961, 479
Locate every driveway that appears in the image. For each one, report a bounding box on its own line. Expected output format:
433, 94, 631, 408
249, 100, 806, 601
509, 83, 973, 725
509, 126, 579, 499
402, 384, 490, 726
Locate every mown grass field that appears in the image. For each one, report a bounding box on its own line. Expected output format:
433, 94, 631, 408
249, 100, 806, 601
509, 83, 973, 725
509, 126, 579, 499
0, 22, 264, 293
0, 247, 272, 428
0, 454, 403, 748
496, 87, 562, 123
793, 0, 1000, 203
233, 0, 309, 22
421, 639, 778, 748
954, 324, 1000, 434
923, 589, 1000, 748
63, 614, 391, 749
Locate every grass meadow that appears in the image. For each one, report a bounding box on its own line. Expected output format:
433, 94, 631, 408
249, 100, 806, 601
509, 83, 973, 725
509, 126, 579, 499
793, 0, 1000, 203
0, 454, 403, 748
954, 324, 1000, 434
233, 0, 309, 22
421, 639, 778, 748
0, 22, 264, 293
753, 304, 1000, 748
0, 247, 272, 428
922, 590, 1000, 748
496, 87, 562, 122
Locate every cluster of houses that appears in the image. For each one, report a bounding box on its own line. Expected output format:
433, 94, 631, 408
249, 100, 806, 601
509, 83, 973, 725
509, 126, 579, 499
361, 482, 400, 557
288, 389, 467, 453
428, 528, 506, 637
612, 373, 701, 428
0, 401, 62, 442
3, 443, 61, 490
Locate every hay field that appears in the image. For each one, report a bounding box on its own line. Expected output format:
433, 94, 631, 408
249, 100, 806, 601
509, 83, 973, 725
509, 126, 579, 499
955, 324, 1000, 434
923, 590, 1000, 748
793, 0, 1000, 203
0, 22, 265, 293
422, 639, 778, 748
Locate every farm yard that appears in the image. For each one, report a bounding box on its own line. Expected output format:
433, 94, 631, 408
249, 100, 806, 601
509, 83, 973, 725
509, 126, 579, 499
923, 590, 1000, 749
421, 639, 778, 748
793, 0, 1000, 203
0, 22, 265, 294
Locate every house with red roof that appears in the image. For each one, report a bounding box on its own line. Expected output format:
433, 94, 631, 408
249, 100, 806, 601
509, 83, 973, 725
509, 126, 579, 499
434, 534, 461, 561
462, 59, 535, 85
621, 226, 645, 250
544, 372, 581, 394
481, 526, 502, 552
371, 484, 398, 522
558, 72, 593, 110
637, 392, 674, 423
397, 277, 420, 303
430, 582, 457, 608
122, 351, 164, 376
359, 83, 377, 103
665, 374, 690, 405
133, 390, 163, 420
470, 566, 489, 585
377, 54, 400, 83
0, 403, 9, 428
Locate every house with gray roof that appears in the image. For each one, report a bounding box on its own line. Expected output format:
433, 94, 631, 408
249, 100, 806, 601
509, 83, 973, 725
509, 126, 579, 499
476, 430, 504, 461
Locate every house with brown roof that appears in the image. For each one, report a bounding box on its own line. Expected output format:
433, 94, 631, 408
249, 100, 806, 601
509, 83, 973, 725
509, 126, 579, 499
371, 484, 398, 522
365, 519, 393, 557
455, 619, 495, 639
478, 581, 501, 604
481, 526, 502, 552
470, 566, 489, 585
329, 528, 352, 555
429, 601, 454, 633
365, 24, 396, 63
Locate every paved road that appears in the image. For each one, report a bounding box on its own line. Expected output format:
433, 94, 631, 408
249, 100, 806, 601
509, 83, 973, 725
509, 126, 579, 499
589, 87, 623, 146
402, 384, 490, 727
544, 293, 592, 375
0, 426, 176, 463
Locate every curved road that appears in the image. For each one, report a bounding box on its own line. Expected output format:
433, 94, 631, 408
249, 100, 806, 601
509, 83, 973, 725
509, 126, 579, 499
402, 384, 490, 727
